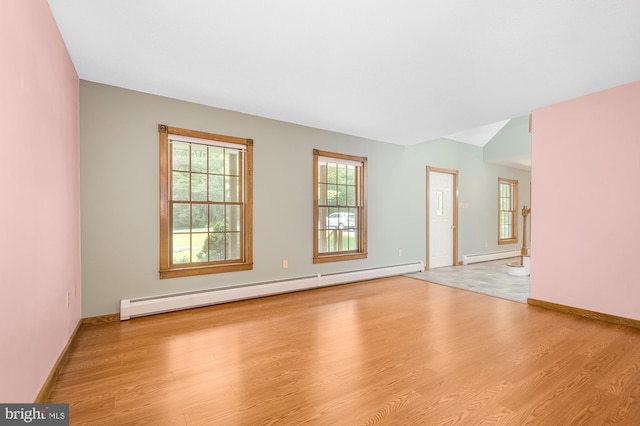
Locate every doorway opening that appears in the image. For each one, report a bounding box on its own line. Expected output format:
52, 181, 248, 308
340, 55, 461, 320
426, 166, 459, 270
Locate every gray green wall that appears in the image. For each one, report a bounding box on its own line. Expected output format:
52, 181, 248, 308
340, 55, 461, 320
483, 115, 531, 162
403, 139, 531, 259
80, 81, 531, 317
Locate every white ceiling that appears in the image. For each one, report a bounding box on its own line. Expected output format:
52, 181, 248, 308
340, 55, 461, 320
48, 0, 640, 146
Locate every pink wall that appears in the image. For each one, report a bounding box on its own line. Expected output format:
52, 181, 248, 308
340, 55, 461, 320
0, 0, 80, 402
531, 80, 640, 320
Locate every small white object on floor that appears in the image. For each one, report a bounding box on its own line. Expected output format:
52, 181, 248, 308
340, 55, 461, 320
507, 256, 530, 276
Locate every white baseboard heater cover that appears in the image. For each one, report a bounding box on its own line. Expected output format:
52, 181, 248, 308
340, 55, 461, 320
120, 262, 424, 320
462, 250, 520, 265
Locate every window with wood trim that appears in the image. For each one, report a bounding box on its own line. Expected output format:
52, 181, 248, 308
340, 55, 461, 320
498, 177, 518, 245
314, 149, 367, 263
159, 124, 253, 278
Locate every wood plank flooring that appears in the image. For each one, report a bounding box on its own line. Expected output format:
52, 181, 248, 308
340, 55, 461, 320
47, 277, 640, 425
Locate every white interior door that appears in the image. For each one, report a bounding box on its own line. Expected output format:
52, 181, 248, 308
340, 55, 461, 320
429, 171, 454, 268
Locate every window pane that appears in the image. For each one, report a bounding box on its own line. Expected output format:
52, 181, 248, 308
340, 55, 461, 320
192, 233, 208, 262
208, 232, 225, 261
347, 228, 358, 250
347, 185, 356, 206
337, 164, 347, 184
227, 232, 241, 259
192, 204, 208, 231
208, 146, 224, 174
191, 144, 207, 173
318, 163, 327, 183
209, 204, 225, 232
341, 207, 349, 225
336, 185, 347, 205
327, 209, 338, 229
172, 234, 190, 264
318, 230, 334, 253
226, 176, 240, 202
318, 183, 328, 205
317, 229, 328, 253
191, 173, 207, 201
327, 184, 337, 205
173, 203, 190, 233
500, 211, 512, 238
500, 211, 509, 224
328, 229, 344, 252
327, 164, 337, 184
227, 205, 241, 232
172, 142, 190, 171
348, 207, 358, 230
172, 172, 190, 201
319, 207, 329, 230
226, 150, 240, 176
502, 183, 511, 198
347, 166, 356, 185
208, 175, 224, 202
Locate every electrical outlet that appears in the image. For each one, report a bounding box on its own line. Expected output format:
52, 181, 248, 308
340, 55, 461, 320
66, 292, 70, 308
398, 249, 402, 257
282, 259, 288, 269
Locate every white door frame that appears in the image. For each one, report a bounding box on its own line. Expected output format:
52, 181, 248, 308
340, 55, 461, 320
426, 166, 459, 270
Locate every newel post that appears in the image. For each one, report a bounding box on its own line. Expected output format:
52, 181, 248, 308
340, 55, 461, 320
521, 206, 531, 256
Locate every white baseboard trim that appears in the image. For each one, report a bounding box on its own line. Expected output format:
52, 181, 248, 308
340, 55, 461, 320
462, 250, 520, 265
120, 262, 424, 320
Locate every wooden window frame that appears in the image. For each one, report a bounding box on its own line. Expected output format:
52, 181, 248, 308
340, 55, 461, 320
313, 149, 367, 263
498, 177, 518, 245
159, 124, 253, 279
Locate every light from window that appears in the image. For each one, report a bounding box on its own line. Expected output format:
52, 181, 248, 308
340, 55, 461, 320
498, 177, 518, 244
314, 149, 367, 263
159, 125, 253, 278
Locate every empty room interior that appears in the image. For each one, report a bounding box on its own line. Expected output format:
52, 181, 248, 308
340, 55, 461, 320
2, 0, 640, 424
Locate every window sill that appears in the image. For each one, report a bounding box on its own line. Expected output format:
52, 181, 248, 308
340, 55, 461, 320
160, 262, 253, 279
498, 239, 518, 245
313, 252, 367, 264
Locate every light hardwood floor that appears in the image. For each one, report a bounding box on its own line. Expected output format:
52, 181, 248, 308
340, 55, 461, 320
48, 277, 640, 425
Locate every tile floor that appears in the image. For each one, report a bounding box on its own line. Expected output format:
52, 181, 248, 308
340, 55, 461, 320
407, 257, 530, 303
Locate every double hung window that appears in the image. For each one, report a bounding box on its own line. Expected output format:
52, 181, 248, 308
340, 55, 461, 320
498, 177, 518, 244
314, 149, 367, 263
159, 125, 253, 278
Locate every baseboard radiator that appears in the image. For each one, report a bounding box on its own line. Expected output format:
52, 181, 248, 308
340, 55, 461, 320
462, 250, 520, 265
120, 262, 424, 320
